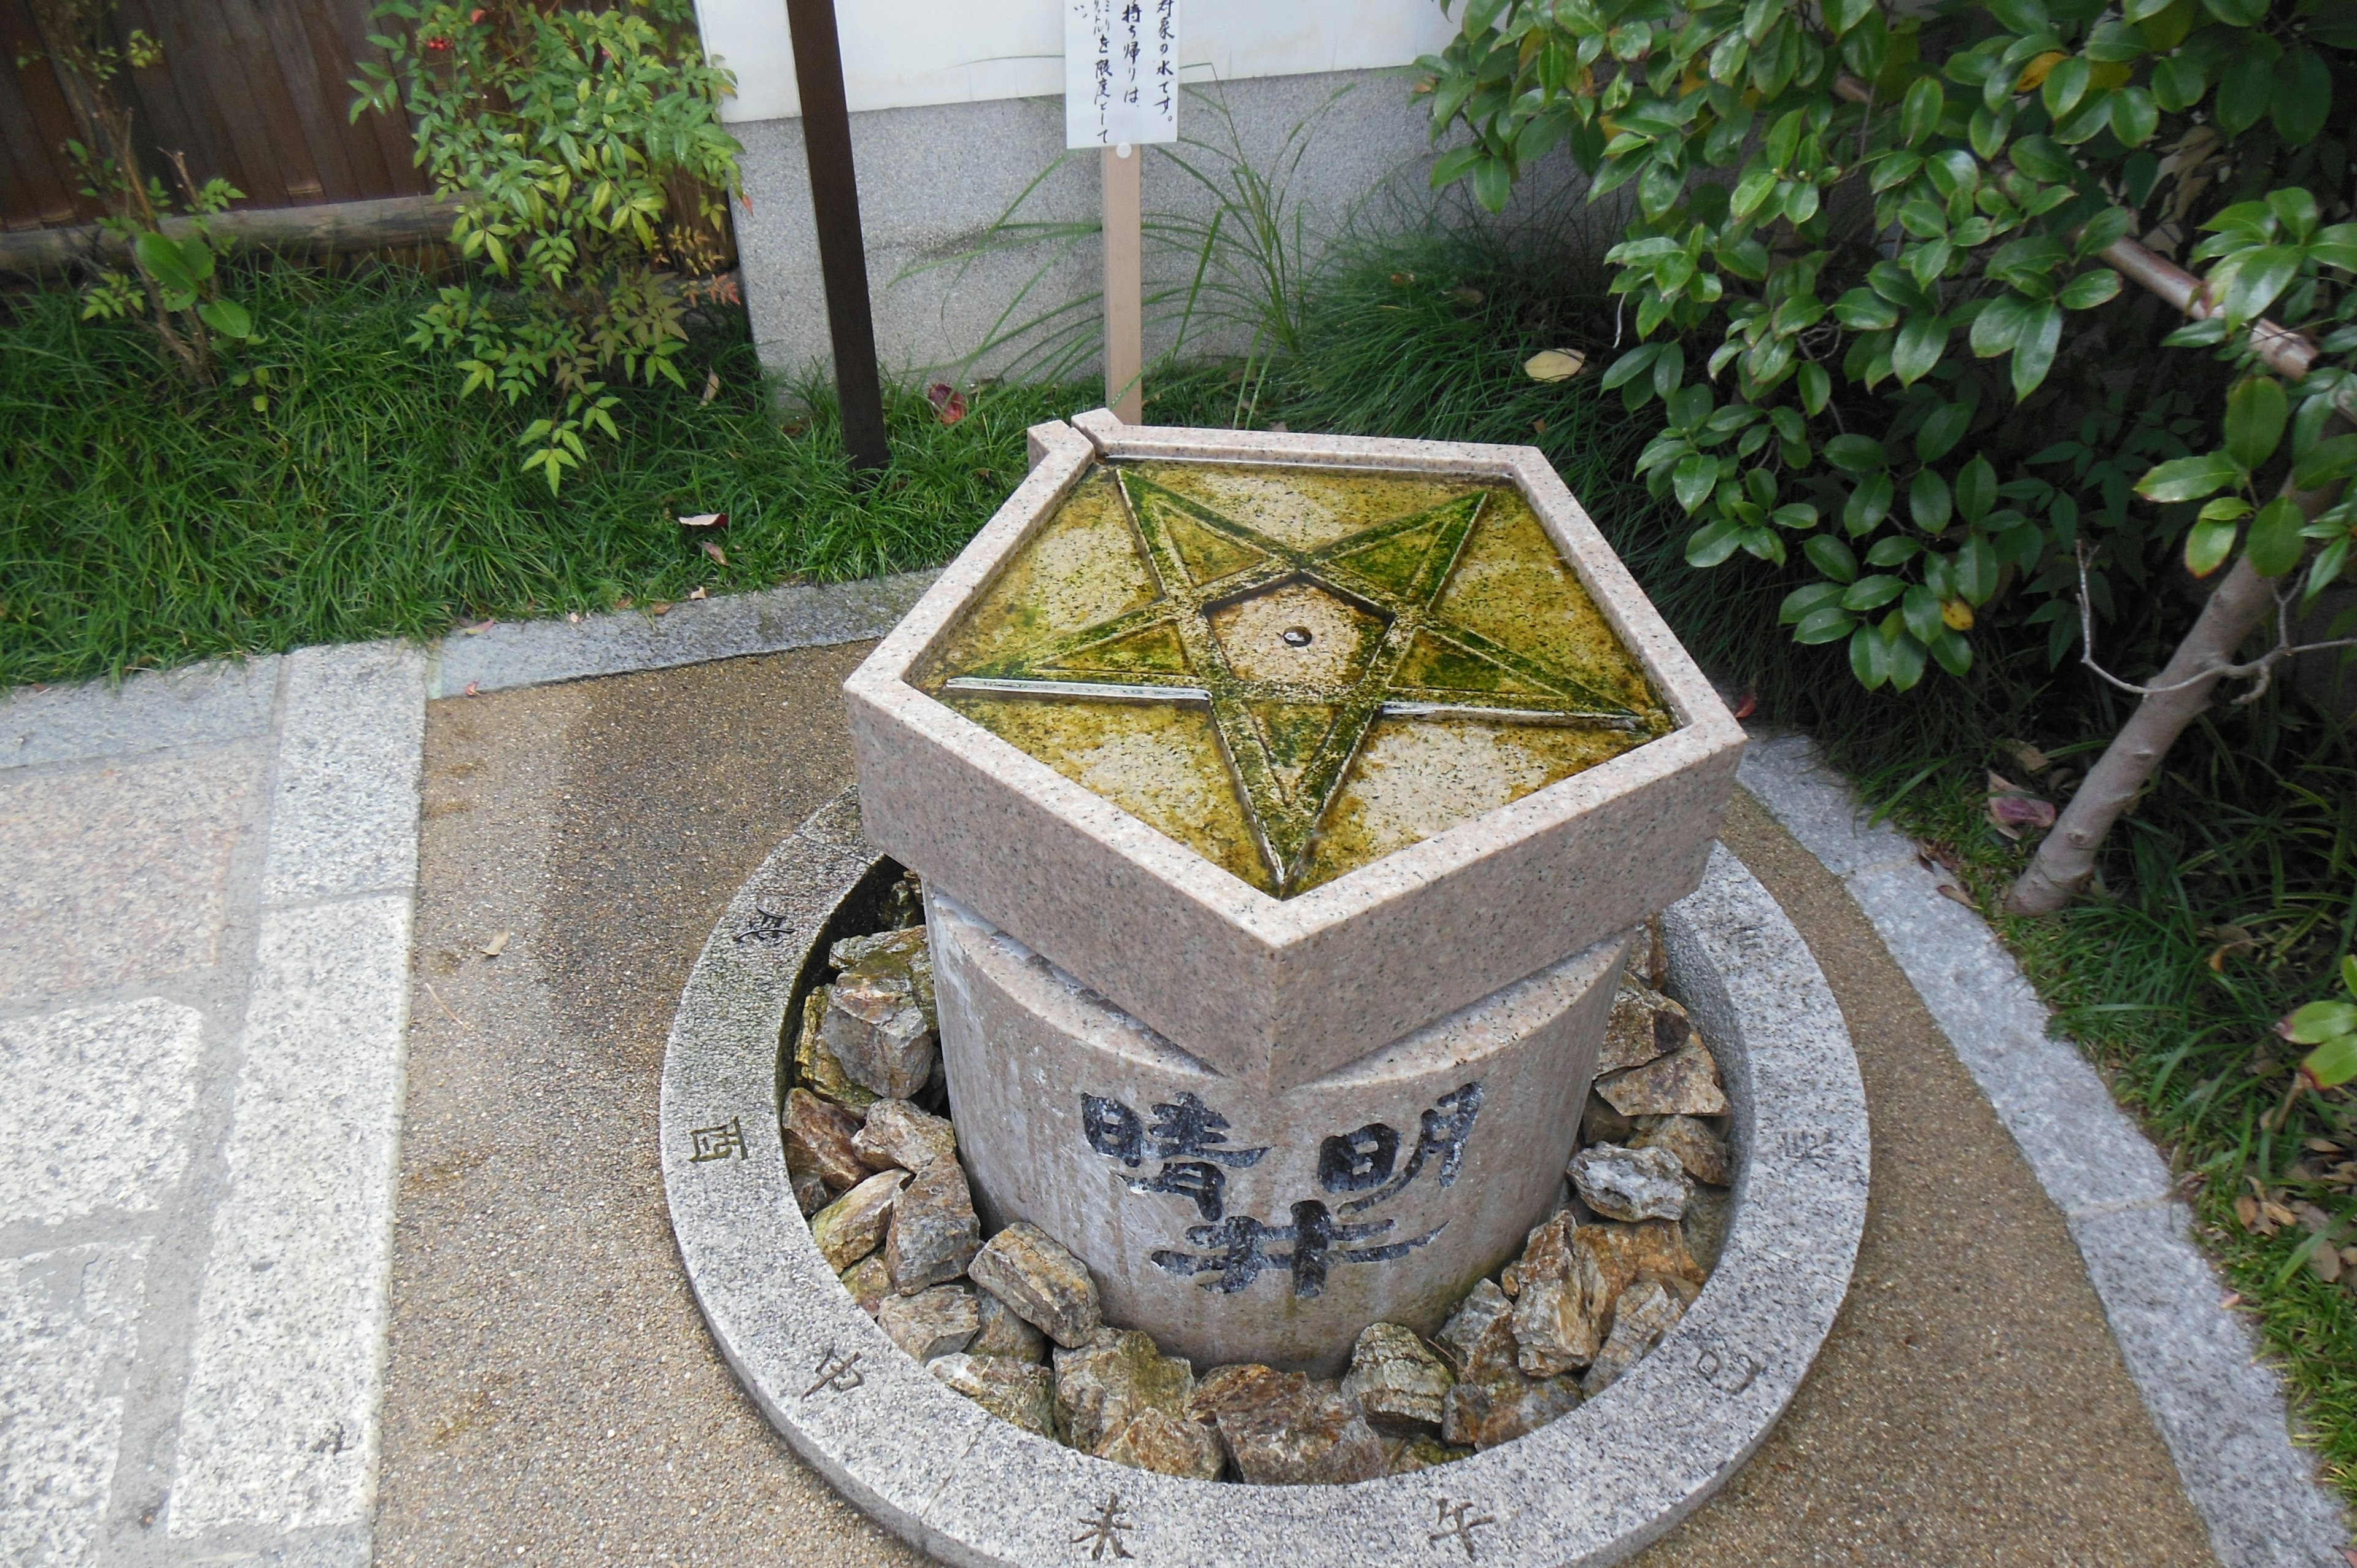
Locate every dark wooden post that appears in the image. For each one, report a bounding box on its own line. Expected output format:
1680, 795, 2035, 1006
782, 0, 888, 473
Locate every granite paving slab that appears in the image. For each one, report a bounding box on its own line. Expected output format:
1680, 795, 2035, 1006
0, 641, 422, 1568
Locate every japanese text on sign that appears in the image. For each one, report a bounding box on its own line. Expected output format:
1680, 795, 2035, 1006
1064, 0, 1178, 148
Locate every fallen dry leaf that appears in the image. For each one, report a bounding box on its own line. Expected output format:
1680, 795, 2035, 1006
1449, 285, 1484, 306
1986, 782, 2057, 836
702, 539, 727, 565
1731, 690, 1758, 720
650, 601, 671, 616
1935, 883, 1980, 911
1532, 417, 1548, 435
461, 619, 496, 636
927, 381, 968, 425
678, 511, 729, 531
1523, 347, 1587, 383
482, 930, 511, 959
2263, 1199, 2299, 1227
701, 368, 721, 404
2002, 738, 2051, 773
2309, 1138, 2345, 1155
2234, 1192, 2261, 1230
567, 611, 582, 624
688, 585, 708, 600
2313, 1246, 2343, 1284
462, 682, 480, 697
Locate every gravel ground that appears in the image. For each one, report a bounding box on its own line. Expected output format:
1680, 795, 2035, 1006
373, 647, 2216, 1566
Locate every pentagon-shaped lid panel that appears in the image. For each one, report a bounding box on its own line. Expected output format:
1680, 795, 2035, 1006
914, 460, 1674, 898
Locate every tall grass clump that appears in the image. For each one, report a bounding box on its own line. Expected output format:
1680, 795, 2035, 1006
0, 260, 1083, 687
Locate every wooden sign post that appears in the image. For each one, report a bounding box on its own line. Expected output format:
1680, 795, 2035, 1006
1066, 0, 1179, 423
783, 0, 888, 473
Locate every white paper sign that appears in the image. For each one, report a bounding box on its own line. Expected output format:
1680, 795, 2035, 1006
1064, 0, 1180, 148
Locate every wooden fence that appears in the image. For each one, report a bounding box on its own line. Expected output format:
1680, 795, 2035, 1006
0, 0, 427, 233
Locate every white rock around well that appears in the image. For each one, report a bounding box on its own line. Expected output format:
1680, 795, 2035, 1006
662, 793, 1867, 1566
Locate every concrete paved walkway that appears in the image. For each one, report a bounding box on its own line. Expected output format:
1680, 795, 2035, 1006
2, 647, 424, 1567
1, 600, 2342, 1566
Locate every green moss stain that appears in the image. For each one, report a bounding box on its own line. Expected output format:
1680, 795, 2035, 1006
925, 458, 1673, 898
914, 468, 1156, 687
1433, 487, 1666, 728
943, 693, 1271, 892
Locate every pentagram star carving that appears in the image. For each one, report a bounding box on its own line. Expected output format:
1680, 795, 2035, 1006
942, 468, 1646, 895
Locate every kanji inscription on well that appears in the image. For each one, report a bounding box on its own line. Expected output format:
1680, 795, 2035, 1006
1081, 1083, 1482, 1297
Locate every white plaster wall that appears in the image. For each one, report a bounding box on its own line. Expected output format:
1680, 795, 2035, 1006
691, 0, 1460, 122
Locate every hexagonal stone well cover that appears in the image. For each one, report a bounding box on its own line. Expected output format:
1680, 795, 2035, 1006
846, 414, 1745, 1091
915, 460, 1673, 898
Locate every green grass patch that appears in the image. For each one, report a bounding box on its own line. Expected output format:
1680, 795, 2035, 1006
0, 261, 1093, 687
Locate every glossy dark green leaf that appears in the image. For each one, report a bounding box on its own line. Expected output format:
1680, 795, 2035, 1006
2109, 85, 2158, 146
1686, 516, 1746, 567
2223, 376, 2288, 471
2272, 47, 2332, 145
1900, 76, 1944, 145
1794, 604, 1859, 643
1892, 312, 1946, 385
1674, 452, 1720, 511
2200, 0, 2266, 26
2214, 39, 2276, 135
2058, 269, 2122, 309
2151, 53, 2203, 111
1972, 293, 2032, 357
1841, 574, 1906, 610
2246, 495, 2306, 576
2293, 434, 2357, 490
1900, 583, 1945, 644
1955, 532, 1999, 601
2136, 452, 2242, 501
1916, 402, 1971, 462
1825, 434, 1889, 473
1956, 456, 1997, 522
1911, 467, 1953, 531
2042, 56, 2091, 119
2184, 516, 2239, 576
1849, 623, 1890, 688
1798, 361, 1831, 414
1806, 533, 1860, 582
1844, 471, 1895, 535
2008, 135, 2078, 184
2223, 246, 2302, 325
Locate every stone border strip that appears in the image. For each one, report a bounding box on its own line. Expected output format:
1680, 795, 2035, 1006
166, 641, 424, 1564
422, 571, 940, 698
662, 790, 1868, 1568
1736, 730, 2351, 1568
1, 639, 424, 1566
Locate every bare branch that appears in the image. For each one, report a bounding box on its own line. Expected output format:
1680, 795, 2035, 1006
2074, 543, 2357, 703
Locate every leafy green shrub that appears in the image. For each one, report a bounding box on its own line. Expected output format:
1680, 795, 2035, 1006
353, 0, 743, 490
1420, 0, 2356, 691
28, 0, 263, 384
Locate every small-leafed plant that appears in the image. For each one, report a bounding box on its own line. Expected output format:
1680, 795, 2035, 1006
2288, 955, 2357, 1095
28, 0, 262, 386
1419, 0, 2356, 692
353, 0, 742, 491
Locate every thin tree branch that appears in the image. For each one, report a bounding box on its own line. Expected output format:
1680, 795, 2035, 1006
2075, 542, 2357, 701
